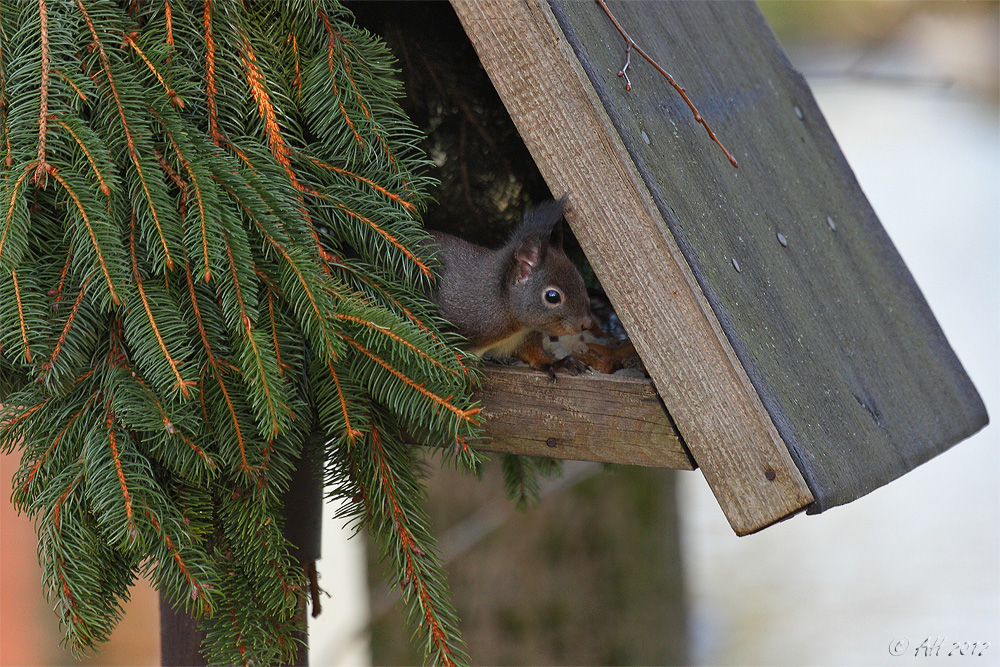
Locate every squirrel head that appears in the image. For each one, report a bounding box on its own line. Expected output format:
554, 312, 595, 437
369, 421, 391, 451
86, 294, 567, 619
505, 197, 595, 337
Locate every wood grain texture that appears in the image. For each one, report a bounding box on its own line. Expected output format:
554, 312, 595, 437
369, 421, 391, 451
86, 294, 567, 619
451, 0, 987, 533
548, 0, 987, 513
475, 365, 694, 470
451, 0, 815, 534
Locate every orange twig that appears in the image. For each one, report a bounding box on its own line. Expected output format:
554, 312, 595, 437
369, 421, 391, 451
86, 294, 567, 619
122, 32, 183, 108
154, 149, 188, 221
130, 215, 192, 397
106, 407, 135, 526
145, 507, 211, 614
184, 263, 220, 368
336, 313, 459, 377
258, 223, 337, 357
0, 167, 31, 262
134, 275, 190, 395
370, 429, 457, 666
214, 371, 252, 478
305, 156, 414, 211
53, 118, 110, 196
217, 179, 339, 357
327, 361, 361, 445
152, 112, 210, 279
294, 199, 336, 267
334, 265, 463, 372
54, 69, 86, 101
47, 169, 120, 304
203, 0, 221, 145
6, 399, 47, 429
51, 467, 84, 531
179, 432, 216, 469
125, 363, 214, 469
164, 1, 174, 50
340, 52, 370, 122
33, 0, 51, 186
333, 203, 432, 278
596, 0, 738, 168
266, 291, 286, 376
341, 334, 479, 423
44, 273, 92, 373
11, 268, 32, 362
286, 33, 301, 95
50, 249, 73, 305
23, 396, 96, 493
318, 8, 364, 148
330, 30, 404, 178
77, 0, 175, 268
224, 233, 280, 439
237, 29, 297, 184
222, 234, 251, 332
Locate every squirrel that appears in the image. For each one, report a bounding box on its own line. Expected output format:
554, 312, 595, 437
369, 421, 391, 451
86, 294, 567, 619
428, 196, 595, 376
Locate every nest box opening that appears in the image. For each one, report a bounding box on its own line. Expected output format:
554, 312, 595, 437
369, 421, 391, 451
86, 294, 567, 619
349, 0, 988, 536
347, 0, 691, 468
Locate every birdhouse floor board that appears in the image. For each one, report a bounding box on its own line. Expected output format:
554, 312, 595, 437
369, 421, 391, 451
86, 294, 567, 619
474, 365, 695, 470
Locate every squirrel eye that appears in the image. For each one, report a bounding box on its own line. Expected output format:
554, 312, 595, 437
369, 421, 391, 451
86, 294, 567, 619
544, 289, 562, 305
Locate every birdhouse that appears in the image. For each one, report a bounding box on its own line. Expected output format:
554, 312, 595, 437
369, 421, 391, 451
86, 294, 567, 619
354, 0, 989, 536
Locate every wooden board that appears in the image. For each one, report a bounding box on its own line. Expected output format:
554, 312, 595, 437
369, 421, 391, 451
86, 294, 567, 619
452, 0, 814, 535
452, 0, 988, 531
474, 366, 694, 470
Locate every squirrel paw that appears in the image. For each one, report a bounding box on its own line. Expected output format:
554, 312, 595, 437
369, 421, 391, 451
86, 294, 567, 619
544, 354, 588, 380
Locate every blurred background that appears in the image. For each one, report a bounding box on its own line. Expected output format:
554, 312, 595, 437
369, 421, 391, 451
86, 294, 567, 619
2, 2, 996, 665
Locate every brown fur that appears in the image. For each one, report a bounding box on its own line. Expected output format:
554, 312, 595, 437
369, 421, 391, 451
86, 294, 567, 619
429, 197, 594, 374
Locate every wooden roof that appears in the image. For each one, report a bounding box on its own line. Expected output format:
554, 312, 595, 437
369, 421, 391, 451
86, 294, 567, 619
452, 0, 988, 534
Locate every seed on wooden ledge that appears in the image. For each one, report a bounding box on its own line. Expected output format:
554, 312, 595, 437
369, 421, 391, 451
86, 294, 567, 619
732, 257, 741, 273
641, 130, 650, 145
827, 216, 837, 231
794, 105, 804, 120
777, 232, 788, 247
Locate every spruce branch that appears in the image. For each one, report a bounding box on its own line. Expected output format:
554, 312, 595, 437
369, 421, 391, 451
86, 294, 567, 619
344, 424, 469, 666
1, 1, 482, 663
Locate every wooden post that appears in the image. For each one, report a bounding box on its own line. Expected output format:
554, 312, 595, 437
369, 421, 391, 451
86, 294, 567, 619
369, 463, 689, 664
159, 430, 324, 666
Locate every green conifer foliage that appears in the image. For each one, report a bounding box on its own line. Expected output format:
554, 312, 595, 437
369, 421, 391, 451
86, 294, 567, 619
0, 1, 482, 664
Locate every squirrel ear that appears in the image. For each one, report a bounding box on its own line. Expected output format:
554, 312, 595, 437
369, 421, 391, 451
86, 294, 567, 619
509, 195, 569, 284
512, 237, 543, 285
518, 195, 568, 248
549, 219, 564, 249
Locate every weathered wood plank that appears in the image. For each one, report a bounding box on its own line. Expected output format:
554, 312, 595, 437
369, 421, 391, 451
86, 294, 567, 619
451, 0, 814, 534
452, 0, 987, 533
547, 0, 987, 513
474, 365, 694, 470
